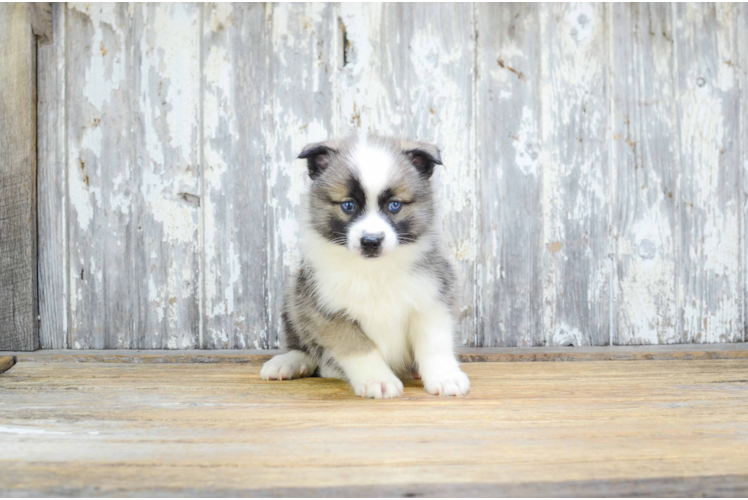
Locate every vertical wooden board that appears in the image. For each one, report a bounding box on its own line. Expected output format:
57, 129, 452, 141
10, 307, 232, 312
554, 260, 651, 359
0, 3, 38, 351
131, 4, 200, 348
66, 3, 134, 348
29, 3, 53, 45
337, 3, 476, 344
540, 4, 611, 346
610, 4, 679, 345
264, 3, 336, 348
742, 3, 748, 343
202, 3, 269, 349
674, 4, 742, 343
475, 4, 543, 347
38, 3, 67, 349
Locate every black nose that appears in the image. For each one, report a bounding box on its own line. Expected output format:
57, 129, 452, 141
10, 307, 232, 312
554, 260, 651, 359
360, 234, 383, 253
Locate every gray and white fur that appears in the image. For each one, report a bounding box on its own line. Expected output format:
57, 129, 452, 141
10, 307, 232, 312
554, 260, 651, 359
260, 135, 470, 398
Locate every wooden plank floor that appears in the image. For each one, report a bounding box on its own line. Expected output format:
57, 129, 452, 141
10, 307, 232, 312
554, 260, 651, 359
1, 359, 747, 496
5, 342, 748, 364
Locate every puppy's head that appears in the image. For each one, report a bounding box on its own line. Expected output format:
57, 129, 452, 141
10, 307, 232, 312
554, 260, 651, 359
300, 135, 441, 259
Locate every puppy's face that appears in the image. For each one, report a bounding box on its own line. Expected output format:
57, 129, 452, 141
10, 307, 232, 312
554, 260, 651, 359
301, 136, 441, 259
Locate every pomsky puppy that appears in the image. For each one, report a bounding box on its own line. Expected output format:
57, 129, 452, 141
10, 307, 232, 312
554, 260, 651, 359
260, 135, 470, 399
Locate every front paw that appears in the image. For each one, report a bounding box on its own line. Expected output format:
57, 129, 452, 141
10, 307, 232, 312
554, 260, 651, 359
260, 354, 311, 381
351, 377, 404, 399
423, 370, 470, 397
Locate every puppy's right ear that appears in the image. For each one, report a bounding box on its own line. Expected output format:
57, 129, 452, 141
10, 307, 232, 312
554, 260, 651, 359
402, 142, 442, 179
298, 142, 336, 180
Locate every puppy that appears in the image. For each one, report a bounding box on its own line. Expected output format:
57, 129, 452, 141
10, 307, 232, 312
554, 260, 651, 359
260, 135, 470, 399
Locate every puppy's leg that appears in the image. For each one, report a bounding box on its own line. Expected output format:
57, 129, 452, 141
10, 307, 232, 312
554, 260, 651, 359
409, 306, 470, 397
335, 349, 404, 399
282, 304, 403, 398
260, 350, 318, 381
314, 318, 403, 399
317, 362, 344, 379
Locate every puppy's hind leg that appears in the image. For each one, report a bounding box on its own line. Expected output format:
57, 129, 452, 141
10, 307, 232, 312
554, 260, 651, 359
260, 350, 318, 381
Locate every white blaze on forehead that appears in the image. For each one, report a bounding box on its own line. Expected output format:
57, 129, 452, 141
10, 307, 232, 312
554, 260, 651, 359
352, 143, 393, 208
347, 142, 399, 256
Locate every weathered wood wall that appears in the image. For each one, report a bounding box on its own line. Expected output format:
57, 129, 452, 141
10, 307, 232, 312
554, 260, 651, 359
35, 3, 748, 349
0, 4, 40, 351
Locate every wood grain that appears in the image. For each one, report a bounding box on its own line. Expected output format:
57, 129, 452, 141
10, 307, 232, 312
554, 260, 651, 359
64, 4, 203, 349
475, 4, 543, 347
540, 3, 611, 347
66, 4, 134, 349
4, 343, 748, 365
1, 360, 747, 495
742, 3, 748, 344
201, 4, 269, 349
33, 3, 748, 349
131, 3, 201, 349
168, 475, 748, 497
37, 3, 67, 349
675, 4, 742, 343
0, 3, 39, 351
611, 4, 679, 345
264, 4, 337, 348
29, 2, 52, 45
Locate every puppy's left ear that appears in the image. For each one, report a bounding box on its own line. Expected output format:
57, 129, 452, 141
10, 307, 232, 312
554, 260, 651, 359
403, 142, 442, 179
299, 142, 337, 180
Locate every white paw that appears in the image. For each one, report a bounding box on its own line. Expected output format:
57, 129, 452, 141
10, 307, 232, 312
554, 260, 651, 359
260, 352, 314, 381
351, 377, 404, 399
423, 370, 470, 397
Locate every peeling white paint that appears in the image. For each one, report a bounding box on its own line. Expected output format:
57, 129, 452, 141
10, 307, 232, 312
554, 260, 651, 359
541, 4, 610, 345
69, 159, 93, 230
151, 197, 195, 244
677, 3, 741, 343
550, 323, 586, 347
149, 274, 164, 323
208, 2, 232, 33
514, 106, 540, 177
72, 3, 126, 112
565, 3, 596, 45
42, 2, 747, 351
152, 4, 198, 157
618, 216, 677, 343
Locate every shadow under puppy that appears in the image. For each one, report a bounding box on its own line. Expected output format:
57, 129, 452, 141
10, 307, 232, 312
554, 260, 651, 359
261, 135, 470, 399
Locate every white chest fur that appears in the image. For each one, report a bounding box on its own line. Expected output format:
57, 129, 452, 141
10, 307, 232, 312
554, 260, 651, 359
304, 233, 440, 367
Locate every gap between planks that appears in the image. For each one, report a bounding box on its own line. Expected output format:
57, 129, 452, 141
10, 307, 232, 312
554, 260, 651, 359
0, 343, 746, 366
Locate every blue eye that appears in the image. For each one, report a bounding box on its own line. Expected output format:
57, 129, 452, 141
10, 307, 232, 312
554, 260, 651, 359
341, 201, 355, 213
388, 201, 402, 213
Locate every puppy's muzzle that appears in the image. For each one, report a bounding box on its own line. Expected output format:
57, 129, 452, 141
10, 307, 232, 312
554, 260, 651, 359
360, 234, 384, 257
